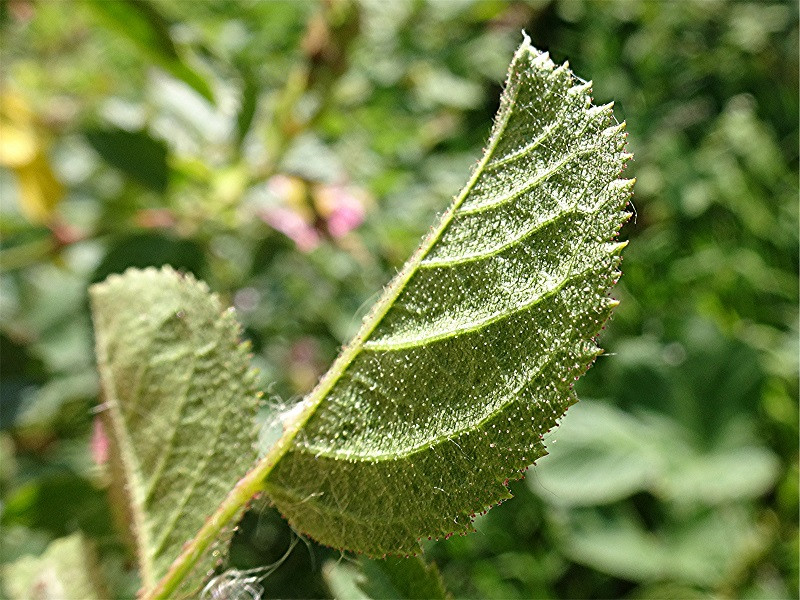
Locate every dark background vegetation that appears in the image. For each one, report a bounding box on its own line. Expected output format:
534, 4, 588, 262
1, 0, 797, 598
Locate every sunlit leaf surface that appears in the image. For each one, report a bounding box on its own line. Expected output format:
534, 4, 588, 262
263, 38, 632, 555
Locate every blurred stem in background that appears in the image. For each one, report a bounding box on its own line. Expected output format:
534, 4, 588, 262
260, 0, 360, 182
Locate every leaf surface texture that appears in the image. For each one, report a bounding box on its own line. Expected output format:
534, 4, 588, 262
263, 39, 632, 555
90, 267, 259, 594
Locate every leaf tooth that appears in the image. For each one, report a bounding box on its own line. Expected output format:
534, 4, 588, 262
530, 49, 554, 70
606, 240, 629, 255
563, 77, 590, 100
590, 102, 615, 121
601, 121, 628, 139
553, 63, 572, 78
611, 177, 636, 192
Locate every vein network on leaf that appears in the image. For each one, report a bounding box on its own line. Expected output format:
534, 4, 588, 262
90, 36, 631, 599
260, 38, 631, 556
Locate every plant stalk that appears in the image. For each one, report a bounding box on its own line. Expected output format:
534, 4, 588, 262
143, 397, 316, 600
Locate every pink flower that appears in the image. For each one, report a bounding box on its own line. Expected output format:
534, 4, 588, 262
261, 206, 320, 252
260, 175, 369, 251
91, 416, 109, 466
314, 184, 367, 238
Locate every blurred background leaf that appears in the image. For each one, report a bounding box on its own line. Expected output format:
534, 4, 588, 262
2, 533, 106, 600
84, 0, 215, 103
324, 556, 449, 600
84, 127, 169, 194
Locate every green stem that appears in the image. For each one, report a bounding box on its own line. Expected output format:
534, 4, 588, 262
144, 400, 313, 600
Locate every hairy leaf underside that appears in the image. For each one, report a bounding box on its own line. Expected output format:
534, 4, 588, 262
90, 268, 260, 591
263, 39, 632, 555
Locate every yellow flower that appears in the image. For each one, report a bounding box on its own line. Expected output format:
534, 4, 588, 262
0, 93, 63, 224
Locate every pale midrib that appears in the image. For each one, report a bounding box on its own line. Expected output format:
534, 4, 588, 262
125, 349, 150, 431
143, 347, 195, 504
141, 301, 224, 505
150, 343, 233, 559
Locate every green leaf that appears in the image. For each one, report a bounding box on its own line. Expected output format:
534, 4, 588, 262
529, 400, 781, 507
91, 232, 206, 285
2, 533, 106, 600
662, 446, 780, 506
89, 267, 260, 596
528, 400, 671, 507
262, 37, 631, 555
234, 65, 259, 150
559, 506, 769, 587
85, 0, 215, 103
324, 556, 449, 600
85, 127, 169, 193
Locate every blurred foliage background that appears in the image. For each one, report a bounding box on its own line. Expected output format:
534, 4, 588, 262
0, 0, 797, 598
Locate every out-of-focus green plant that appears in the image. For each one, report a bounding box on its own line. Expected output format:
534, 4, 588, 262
1, 1, 797, 599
